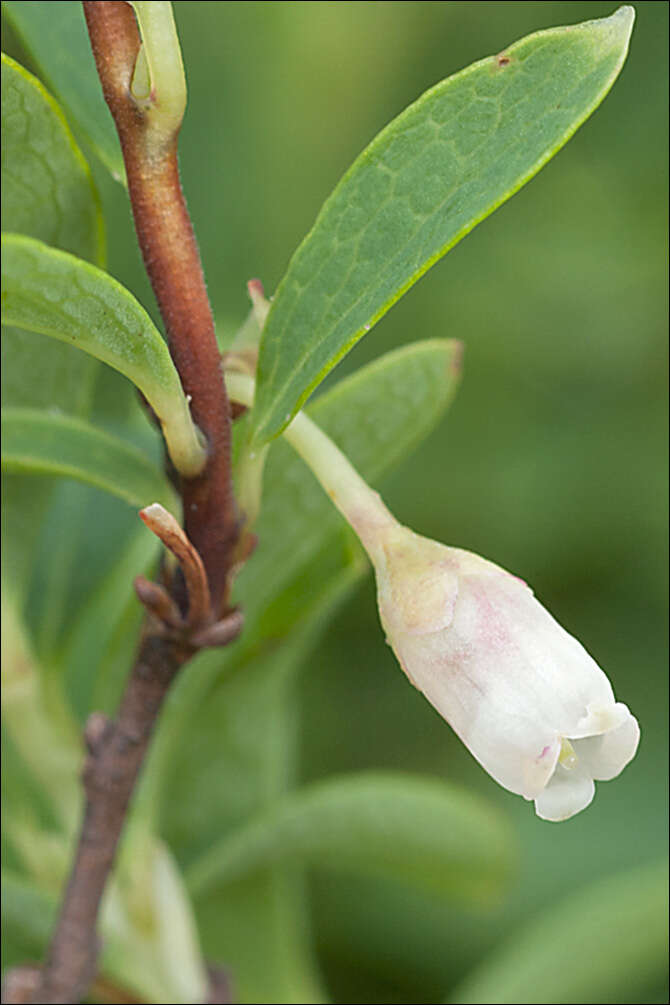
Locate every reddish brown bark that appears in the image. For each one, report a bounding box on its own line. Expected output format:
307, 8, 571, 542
83, 1, 238, 611
7, 5, 246, 1002
29, 634, 189, 1004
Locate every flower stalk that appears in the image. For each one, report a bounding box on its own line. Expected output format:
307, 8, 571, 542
227, 371, 640, 821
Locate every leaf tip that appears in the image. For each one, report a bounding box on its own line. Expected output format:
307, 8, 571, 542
597, 5, 636, 50
614, 4, 636, 26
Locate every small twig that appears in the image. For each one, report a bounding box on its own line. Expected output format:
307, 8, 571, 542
135, 506, 245, 648
139, 503, 211, 629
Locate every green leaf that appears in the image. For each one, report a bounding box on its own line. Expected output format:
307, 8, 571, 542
1, 48, 103, 603
1, 234, 206, 477
1, 598, 81, 829
1, 870, 55, 953
2, 0, 126, 183
237, 338, 461, 616
1, 407, 176, 510
447, 859, 669, 1005
1, 59, 103, 418
1, 53, 104, 264
1, 54, 104, 415
252, 6, 635, 443
2, 51, 106, 599
187, 772, 514, 907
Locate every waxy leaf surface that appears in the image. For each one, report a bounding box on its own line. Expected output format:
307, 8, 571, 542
3, 0, 126, 182
1, 234, 204, 476
252, 7, 635, 443
1, 53, 104, 264
1, 53, 104, 598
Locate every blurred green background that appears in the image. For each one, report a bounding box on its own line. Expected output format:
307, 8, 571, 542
7, 2, 668, 1002
185, 4, 665, 1001
106, 2, 669, 1001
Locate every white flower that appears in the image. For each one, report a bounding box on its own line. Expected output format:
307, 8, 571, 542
224, 370, 640, 821
372, 523, 640, 821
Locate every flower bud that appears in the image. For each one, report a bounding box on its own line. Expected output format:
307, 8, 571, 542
224, 370, 640, 821
371, 521, 639, 821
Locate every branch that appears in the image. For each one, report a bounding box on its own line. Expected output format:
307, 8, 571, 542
83, 0, 238, 611
16, 4, 247, 1001
29, 633, 188, 1004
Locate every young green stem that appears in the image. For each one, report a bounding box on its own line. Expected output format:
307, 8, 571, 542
128, 2, 186, 142
226, 372, 395, 558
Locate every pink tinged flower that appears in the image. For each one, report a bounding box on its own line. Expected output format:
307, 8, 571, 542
223, 370, 640, 822
371, 526, 640, 821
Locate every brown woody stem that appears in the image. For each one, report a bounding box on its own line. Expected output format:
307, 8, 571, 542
83, 0, 238, 612
30, 634, 189, 1004
20, 4, 244, 1002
